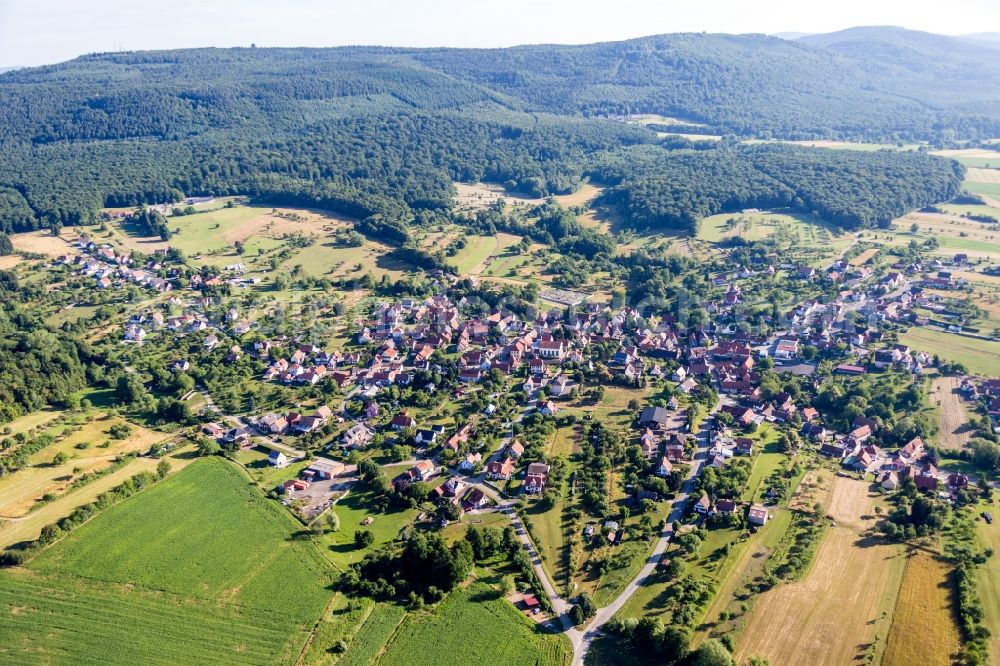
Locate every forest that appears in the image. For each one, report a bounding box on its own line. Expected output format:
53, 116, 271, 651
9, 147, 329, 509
0, 30, 982, 237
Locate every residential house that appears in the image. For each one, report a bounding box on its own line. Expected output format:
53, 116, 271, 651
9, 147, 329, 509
341, 423, 375, 450
268, 451, 288, 468
486, 457, 515, 481
458, 452, 482, 472
524, 462, 551, 494
748, 504, 770, 526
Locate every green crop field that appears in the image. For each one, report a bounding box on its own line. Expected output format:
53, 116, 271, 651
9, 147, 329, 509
966, 181, 1000, 199
2, 458, 335, 665
337, 603, 407, 666
375, 583, 571, 666
0, 572, 305, 665
899, 327, 1000, 376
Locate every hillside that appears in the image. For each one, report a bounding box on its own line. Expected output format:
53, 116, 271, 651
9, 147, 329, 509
0, 29, 986, 236
801, 27, 1000, 96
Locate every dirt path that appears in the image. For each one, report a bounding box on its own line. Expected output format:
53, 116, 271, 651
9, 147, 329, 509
931, 376, 975, 450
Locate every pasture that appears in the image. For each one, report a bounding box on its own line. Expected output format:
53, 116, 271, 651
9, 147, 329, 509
7, 458, 335, 664
882, 550, 962, 666
735, 477, 906, 666
375, 583, 571, 665
899, 327, 1000, 377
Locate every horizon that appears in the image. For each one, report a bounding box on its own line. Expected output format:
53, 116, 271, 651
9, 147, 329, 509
1, 0, 998, 67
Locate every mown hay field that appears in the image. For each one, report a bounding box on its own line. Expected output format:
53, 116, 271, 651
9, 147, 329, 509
736, 477, 907, 666
900, 327, 1000, 377
883, 550, 962, 666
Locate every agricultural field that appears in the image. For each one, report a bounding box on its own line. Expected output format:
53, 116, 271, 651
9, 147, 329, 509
1, 458, 336, 665
0, 416, 171, 519
336, 603, 407, 666
375, 582, 571, 666
10, 231, 76, 258
965, 167, 1000, 184
899, 327, 1000, 377
735, 476, 906, 666
0, 454, 189, 551
976, 498, 1000, 662
929, 376, 976, 450
887, 211, 1000, 261
0, 570, 309, 666
882, 550, 962, 666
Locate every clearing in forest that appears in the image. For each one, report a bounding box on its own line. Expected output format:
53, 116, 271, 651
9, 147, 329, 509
736, 477, 906, 666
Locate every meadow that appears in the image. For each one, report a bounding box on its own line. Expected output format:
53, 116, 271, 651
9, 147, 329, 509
4, 458, 336, 664
375, 582, 571, 666
976, 498, 1000, 662
899, 327, 1000, 376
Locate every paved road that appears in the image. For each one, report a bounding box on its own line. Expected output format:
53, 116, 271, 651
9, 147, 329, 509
572, 406, 717, 664
199, 387, 305, 458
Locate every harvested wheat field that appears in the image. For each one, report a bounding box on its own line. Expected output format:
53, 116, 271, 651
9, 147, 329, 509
930, 376, 975, 450
736, 477, 907, 666
219, 207, 350, 245
883, 550, 962, 666
11, 231, 75, 258
966, 168, 1000, 184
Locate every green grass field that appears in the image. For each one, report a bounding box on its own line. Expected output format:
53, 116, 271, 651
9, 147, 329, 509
2, 458, 335, 665
322, 484, 421, 568
740, 426, 784, 503
966, 181, 1000, 199
696, 211, 850, 260
899, 327, 1000, 376
976, 498, 1000, 662
375, 583, 571, 665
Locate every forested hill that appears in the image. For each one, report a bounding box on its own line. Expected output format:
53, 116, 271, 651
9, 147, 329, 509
0, 30, 980, 237
3, 30, 1000, 143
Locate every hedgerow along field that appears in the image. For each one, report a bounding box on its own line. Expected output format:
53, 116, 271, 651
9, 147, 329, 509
0, 457, 335, 665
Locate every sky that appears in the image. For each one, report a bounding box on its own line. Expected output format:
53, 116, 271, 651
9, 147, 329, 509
1, 0, 998, 67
